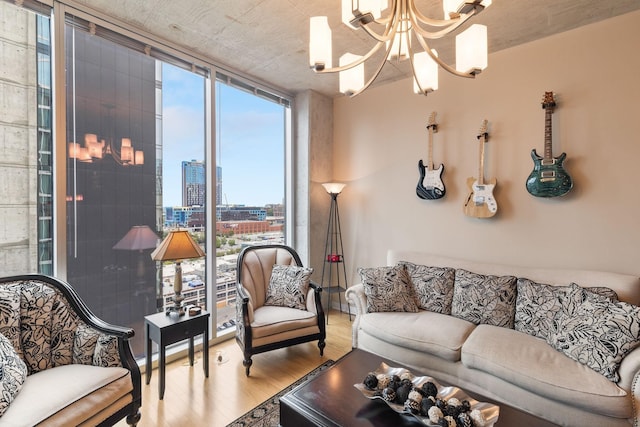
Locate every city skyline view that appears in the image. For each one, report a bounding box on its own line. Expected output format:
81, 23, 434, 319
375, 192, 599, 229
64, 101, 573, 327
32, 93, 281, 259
161, 64, 286, 208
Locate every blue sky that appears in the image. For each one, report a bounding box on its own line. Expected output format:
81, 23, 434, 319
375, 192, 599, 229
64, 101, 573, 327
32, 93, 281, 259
161, 64, 285, 207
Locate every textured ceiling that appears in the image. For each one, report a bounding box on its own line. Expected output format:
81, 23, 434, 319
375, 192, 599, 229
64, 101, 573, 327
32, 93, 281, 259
70, 0, 640, 98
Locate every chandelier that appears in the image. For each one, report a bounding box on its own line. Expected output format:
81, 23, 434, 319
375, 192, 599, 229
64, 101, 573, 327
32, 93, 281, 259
309, 0, 491, 96
68, 105, 144, 166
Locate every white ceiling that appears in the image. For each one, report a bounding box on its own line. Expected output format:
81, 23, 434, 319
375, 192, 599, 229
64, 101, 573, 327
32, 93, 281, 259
71, 0, 640, 98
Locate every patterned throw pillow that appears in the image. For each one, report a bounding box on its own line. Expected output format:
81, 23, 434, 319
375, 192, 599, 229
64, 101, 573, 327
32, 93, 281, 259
546, 283, 640, 382
399, 261, 455, 314
0, 332, 27, 417
451, 269, 517, 328
0, 286, 22, 359
73, 322, 100, 365
93, 334, 121, 367
264, 264, 313, 310
515, 278, 620, 339
20, 281, 55, 374
358, 265, 418, 313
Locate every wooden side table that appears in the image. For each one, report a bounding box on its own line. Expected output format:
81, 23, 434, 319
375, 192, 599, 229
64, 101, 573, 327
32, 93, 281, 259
144, 309, 210, 399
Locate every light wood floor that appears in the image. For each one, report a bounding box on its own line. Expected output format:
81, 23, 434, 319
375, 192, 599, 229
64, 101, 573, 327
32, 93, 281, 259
116, 310, 353, 427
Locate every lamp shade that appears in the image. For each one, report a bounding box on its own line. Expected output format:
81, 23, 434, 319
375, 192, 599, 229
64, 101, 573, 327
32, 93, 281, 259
309, 16, 332, 69
339, 53, 364, 95
113, 225, 159, 251
413, 50, 439, 94
455, 24, 488, 74
322, 182, 346, 194
151, 229, 205, 261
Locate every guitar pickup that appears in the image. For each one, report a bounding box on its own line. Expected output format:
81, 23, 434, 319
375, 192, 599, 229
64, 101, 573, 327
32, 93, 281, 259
541, 171, 556, 179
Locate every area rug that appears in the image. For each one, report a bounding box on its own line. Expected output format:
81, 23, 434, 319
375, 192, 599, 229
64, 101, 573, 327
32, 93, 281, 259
226, 359, 335, 427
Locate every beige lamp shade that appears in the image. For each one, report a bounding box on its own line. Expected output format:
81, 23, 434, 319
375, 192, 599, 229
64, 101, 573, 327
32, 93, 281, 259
151, 230, 205, 261
322, 182, 347, 194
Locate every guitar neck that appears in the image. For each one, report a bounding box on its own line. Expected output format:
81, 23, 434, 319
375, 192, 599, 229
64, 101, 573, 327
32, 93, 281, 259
427, 127, 434, 171
544, 108, 553, 160
478, 135, 485, 185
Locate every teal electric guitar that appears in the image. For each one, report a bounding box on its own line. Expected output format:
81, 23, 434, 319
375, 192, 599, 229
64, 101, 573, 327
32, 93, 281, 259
526, 92, 573, 198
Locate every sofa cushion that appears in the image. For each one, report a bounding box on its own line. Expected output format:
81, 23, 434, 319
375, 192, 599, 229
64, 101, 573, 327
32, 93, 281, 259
515, 278, 621, 340
359, 265, 418, 313
0, 285, 23, 358
51, 290, 80, 367
462, 325, 631, 418
73, 322, 100, 365
264, 264, 313, 310
451, 269, 517, 328
1, 364, 132, 426
547, 284, 640, 382
359, 311, 476, 362
399, 261, 455, 314
0, 332, 27, 417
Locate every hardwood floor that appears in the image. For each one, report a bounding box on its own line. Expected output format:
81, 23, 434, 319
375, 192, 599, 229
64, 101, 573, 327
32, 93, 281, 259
116, 310, 354, 427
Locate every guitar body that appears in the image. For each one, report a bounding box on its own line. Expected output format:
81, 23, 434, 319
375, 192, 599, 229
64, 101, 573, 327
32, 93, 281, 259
526, 150, 573, 198
464, 177, 497, 218
416, 159, 445, 200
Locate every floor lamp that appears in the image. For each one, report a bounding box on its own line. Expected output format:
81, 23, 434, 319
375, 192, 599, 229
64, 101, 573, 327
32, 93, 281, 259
320, 182, 351, 323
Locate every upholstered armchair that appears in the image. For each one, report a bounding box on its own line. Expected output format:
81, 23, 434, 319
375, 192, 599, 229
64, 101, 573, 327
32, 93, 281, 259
235, 244, 326, 376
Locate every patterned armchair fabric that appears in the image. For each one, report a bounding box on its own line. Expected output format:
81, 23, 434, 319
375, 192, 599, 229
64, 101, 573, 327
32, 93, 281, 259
0, 275, 141, 426
235, 244, 326, 376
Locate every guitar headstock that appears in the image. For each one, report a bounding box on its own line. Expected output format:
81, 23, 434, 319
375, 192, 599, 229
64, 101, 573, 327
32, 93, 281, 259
541, 91, 556, 111
426, 111, 437, 132
477, 119, 488, 141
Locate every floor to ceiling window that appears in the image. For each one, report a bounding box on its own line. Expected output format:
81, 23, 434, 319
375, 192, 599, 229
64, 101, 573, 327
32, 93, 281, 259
0, 0, 292, 358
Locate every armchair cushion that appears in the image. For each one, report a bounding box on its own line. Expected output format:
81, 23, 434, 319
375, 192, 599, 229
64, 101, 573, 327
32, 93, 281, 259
265, 264, 313, 310
0, 286, 22, 358
0, 332, 27, 417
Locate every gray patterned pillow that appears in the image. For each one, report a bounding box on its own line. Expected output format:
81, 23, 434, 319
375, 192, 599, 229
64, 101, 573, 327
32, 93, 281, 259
73, 322, 100, 365
93, 334, 121, 367
515, 278, 620, 339
451, 269, 517, 327
399, 261, 455, 314
0, 332, 27, 416
264, 264, 313, 310
546, 283, 640, 382
359, 265, 418, 313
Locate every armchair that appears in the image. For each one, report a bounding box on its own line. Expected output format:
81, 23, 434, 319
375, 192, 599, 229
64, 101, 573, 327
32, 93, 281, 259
235, 244, 326, 376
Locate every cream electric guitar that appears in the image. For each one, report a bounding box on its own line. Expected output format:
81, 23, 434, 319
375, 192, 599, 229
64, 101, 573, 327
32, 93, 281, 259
416, 112, 445, 200
463, 120, 497, 218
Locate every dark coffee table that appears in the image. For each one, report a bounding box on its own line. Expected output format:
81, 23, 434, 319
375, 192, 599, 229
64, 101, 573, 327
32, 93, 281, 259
280, 348, 557, 427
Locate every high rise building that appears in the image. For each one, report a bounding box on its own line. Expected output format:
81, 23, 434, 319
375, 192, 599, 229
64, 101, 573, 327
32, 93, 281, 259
182, 160, 205, 206
216, 165, 222, 206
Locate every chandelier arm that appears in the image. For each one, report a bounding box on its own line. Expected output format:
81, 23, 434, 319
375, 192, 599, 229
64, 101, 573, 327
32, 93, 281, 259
410, 3, 476, 28
415, 34, 476, 79
360, 19, 394, 43
346, 34, 400, 97
411, 14, 472, 39
314, 39, 387, 74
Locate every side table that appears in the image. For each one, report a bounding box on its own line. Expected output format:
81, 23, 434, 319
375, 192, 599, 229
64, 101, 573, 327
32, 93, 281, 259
145, 309, 210, 399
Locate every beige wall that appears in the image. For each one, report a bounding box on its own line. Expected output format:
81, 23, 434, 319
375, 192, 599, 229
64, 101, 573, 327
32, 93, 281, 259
330, 10, 640, 283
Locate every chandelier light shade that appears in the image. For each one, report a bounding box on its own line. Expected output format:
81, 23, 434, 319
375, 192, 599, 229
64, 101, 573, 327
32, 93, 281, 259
309, 0, 491, 97
322, 182, 347, 195
151, 229, 206, 316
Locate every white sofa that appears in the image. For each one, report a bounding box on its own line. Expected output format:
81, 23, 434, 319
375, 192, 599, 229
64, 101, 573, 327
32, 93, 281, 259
346, 250, 640, 427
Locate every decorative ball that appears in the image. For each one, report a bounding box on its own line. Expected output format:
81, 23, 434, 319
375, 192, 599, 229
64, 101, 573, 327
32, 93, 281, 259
470, 409, 486, 427
457, 412, 473, 427
400, 372, 413, 381
421, 397, 435, 416
376, 374, 391, 390
382, 387, 396, 402
447, 397, 462, 407
438, 418, 450, 427
445, 403, 462, 418
408, 389, 423, 404
461, 400, 471, 413
363, 373, 378, 390
404, 398, 421, 414
428, 406, 444, 424
395, 383, 412, 404
421, 381, 438, 398
436, 398, 447, 411
444, 415, 457, 427
388, 376, 401, 391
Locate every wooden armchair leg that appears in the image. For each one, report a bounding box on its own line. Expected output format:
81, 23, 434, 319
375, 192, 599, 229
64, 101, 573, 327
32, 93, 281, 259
243, 355, 253, 376
318, 340, 326, 356
126, 410, 141, 426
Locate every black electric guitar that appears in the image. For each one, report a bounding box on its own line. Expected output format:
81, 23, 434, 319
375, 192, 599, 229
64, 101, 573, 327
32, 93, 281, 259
463, 120, 497, 218
526, 92, 573, 197
416, 112, 445, 200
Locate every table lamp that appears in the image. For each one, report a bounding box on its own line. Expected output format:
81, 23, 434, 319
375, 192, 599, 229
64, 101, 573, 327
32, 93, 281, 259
151, 229, 205, 316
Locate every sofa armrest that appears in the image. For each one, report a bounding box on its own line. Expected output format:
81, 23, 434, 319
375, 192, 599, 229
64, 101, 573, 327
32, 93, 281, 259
346, 284, 367, 315
617, 345, 640, 391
